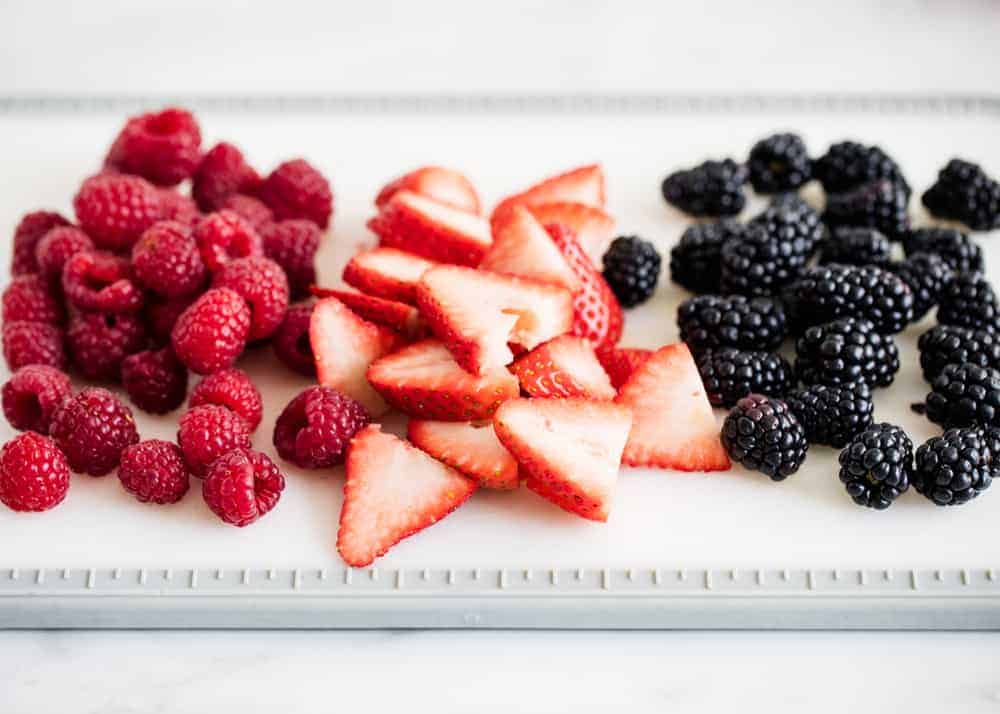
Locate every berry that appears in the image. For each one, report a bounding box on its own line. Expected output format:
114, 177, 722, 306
747, 132, 812, 193
721, 394, 808, 481
188, 368, 262, 432
73, 173, 163, 251
272, 300, 316, 376
924, 363, 1000, 429
260, 220, 321, 298
273, 386, 370, 469
212, 256, 290, 341
34, 226, 94, 282
838, 423, 913, 509
824, 179, 910, 238
902, 227, 982, 273
936, 272, 998, 331
50, 387, 139, 476
785, 382, 873, 448
914, 427, 996, 506
601, 235, 661, 308
696, 348, 794, 408
888, 252, 953, 321
144, 294, 195, 346
813, 141, 910, 195
2, 274, 63, 324
121, 347, 188, 414
171, 287, 251, 375
258, 158, 333, 229
661, 159, 748, 216
176, 404, 252, 478
795, 318, 899, 389
818, 227, 891, 267
191, 142, 260, 211
2, 321, 66, 371
918, 324, 1000, 382
117, 439, 190, 504
0, 432, 70, 512
104, 107, 202, 186
62, 250, 144, 313
66, 311, 146, 381
218, 193, 274, 231
677, 294, 787, 354
203, 449, 285, 527
131, 221, 207, 298
193, 210, 263, 273
157, 189, 201, 226
668, 219, 742, 294
1, 365, 72, 435
922, 158, 1000, 230
11, 211, 70, 276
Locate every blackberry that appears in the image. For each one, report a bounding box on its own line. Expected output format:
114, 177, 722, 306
813, 141, 910, 196
676, 294, 787, 354
818, 227, 891, 267
922, 158, 1000, 231
720, 394, 808, 481
837, 423, 913, 510
914, 427, 996, 506
936, 272, 999, 331
746, 132, 812, 193
782, 264, 914, 335
661, 159, 748, 217
601, 235, 661, 308
785, 382, 874, 448
795, 318, 899, 389
887, 252, 953, 321
901, 227, 982, 273
923, 363, 1000, 429
918, 324, 1000, 381
669, 220, 743, 293
696, 348, 795, 407
824, 179, 910, 238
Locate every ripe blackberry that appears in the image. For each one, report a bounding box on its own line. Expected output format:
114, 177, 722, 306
260, 219, 321, 298
818, 227, 891, 267
212, 256, 290, 341
66, 311, 146, 382
696, 348, 794, 407
117, 439, 190, 505
720, 394, 808, 481
62, 250, 145, 314
813, 141, 910, 195
11, 210, 71, 276
188, 368, 263, 432
1, 365, 72, 435
837, 423, 913, 510
677, 294, 787, 354
668, 219, 743, 293
785, 382, 873, 448
0, 432, 70, 512
258, 158, 333, 229
914, 427, 996, 506
746, 132, 811, 194
601, 235, 661, 307
272, 300, 316, 376
824, 179, 910, 238
202, 449, 285, 527
2, 321, 66, 371
131, 221, 207, 298
2, 274, 64, 325
936, 272, 998, 331
104, 107, 202, 187
120, 347, 188, 415
34, 226, 94, 282
272, 386, 371, 469
902, 227, 982, 273
191, 142, 261, 211
918, 324, 1000, 381
661, 159, 748, 217
795, 318, 899, 389
922, 158, 1000, 231
888, 253, 953, 321
176, 404, 252, 478
923, 363, 1000, 429
50, 387, 140, 476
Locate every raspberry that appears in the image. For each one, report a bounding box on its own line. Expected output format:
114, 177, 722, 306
177, 404, 252, 477
188, 368, 262, 432
66, 311, 146, 381
218, 194, 274, 231
144, 294, 195, 345
73, 173, 163, 251
50, 387, 140, 476
171, 288, 251, 375
192, 142, 261, 211
11, 211, 71, 276
121, 347, 188, 414
193, 210, 263, 272
0, 432, 70, 512
273, 386, 369, 469
117, 439, 190, 504
2, 321, 66, 371
2, 274, 64, 324
212, 256, 289, 340
34, 226, 94, 282
131, 221, 207, 298
61, 250, 145, 313
272, 300, 316, 376
104, 107, 202, 186
258, 158, 333, 229
157, 189, 201, 226
260, 219, 320, 298
1, 365, 72, 434
202, 448, 285, 526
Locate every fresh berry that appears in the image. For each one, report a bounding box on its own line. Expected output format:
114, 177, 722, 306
795, 318, 899, 389
479, 204, 579, 291
922, 158, 1000, 230
746, 132, 811, 193
677, 294, 787, 355
2, 321, 66, 371
176, 404, 252, 478
66, 311, 146, 381
719, 218, 814, 298
104, 107, 202, 186
144, 294, 195, 345
157, 189, 201, 226
918, 324, 1000, 382
491, 164, 605, 229
914, 427, 996, 506
721, 394, 807, 480
823, 179, 910, 238
596, 347, 652, 391
50, 387, 139, 476
11, 210, 70, 276
888, 252, 953, 321
272, 386, 370, 468
62, 250, 144, 313
813, 141, 910, 195
272, 300, 316, 376
661, 159, 748, 217
407, 420, 518, 490
818, 227, 891, 267
901, 227, 982, 273
696, 348, 794, 407
2, 274, 63, 324
342, 247, 437, 305
923, 363, 1000, 429
785, 382, 873, 448
120, 347, 188, 414
1, 365, 72, 434
191, 142, 261, 211
212, 256, 289, 341
377, 166, 481, 214
0, 432, 70, 512
203, 449, 285, 527
258, 158, 333, 229
601, 235, 661, 308
509, 334, 615, 400
34, 226, 94, 282
188, 368, 262, 432
838, 423, 913, 509
117, 439, 190, 504
131, 221, 207, 298
527, 202, 616, 267
369, 190, 490, 266
668, 219, 742, 294
310, 287, 425, 338
937, 272, 998, 331
73, 173, 163, 251
218, 193, 274, 231
260, 219, 321, 298
193, 210, 263, 273
171, 287, 251, 375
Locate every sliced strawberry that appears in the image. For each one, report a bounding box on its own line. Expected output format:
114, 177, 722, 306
479, 204, 579, 291
493, 398, 632, 522
375, 166, 481, 215
309, 297, 403, 416
310, 286, 425, 338
367, 339, 519, 420
510, 334, 615, 400
597, 347, 653, 391
407, 419, 518, 490
367, 190, 491, 266
615, 343, 731, 471
337, 424, 477, 567
490, 164, 606, 228
416, 265, 573, 375
342, 247, 436, 305
529, 203, 615, 267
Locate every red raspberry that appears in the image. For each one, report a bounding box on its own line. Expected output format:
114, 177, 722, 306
0, 432, 70, 512
118, 439, 190, 504
2, 274, 64, 324
66, 311, 146, 381
50, 387, 140, 476
188, 368, 262, 432
177, 404, 252, 477
1, 365, 73, 434
171, 288, 251, 375
258, 159, 333, 229
192, 142, 261, 211
11, 211, 70, 276
104, 107, 202, 186
157, 189, 201, 226
212, 256, 289, 340
2, 321, 66, 371
261, 219, 320, 298
73, 173, 164, 251
272, 300, 316, 376
34, 226, 95, 282
218, 194, 274, 231
62, 250, 145, 314
144, 293, 195, 345
193, 210, 263, 273
202, 448, 285, 526
121, 347, 188, 414
131, 221, 207, 298
273, 386, 369, 469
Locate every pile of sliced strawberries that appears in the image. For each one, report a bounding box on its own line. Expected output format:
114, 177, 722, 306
311, 164, 731, 567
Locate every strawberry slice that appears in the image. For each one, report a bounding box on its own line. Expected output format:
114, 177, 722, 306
490, 164, 605, 227
479, 204, 579, 291
597, 347, 653, 391
493, 398, 632, 522
510, 334, 615, 400
367, 339, 519, 420
407, 419, 518, 490
368, 190, 491, 266
310, 286, 426, 338
337, 424, 477, 567
615, 343, 731, 471
309, 297, 404, 416
416, 265, 573, 375
375, 166, 481, 215
529, 202, 615, 267
342, 247, 436, 305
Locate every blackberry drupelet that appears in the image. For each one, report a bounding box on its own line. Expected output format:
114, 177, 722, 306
720, 394, 808, 481
936, 272, 999, 331
837, 423, 913, 510
824, 179, 910, 238
914, 427, 997, 506
676, 294, 787, 354
661, 159, 748, 217
923, 363, 1000, 429
746, 132, 812, 194
918, 324, 1000, 381
818, 227, 891, 267
785, 382, 874, 448
813, 141, 910, 196
669, 220, 743, 294
902, 227, 982, 273
601, 235, 661, 308
795, 318, 900, 389
696, 348, 795, 407
888, 253, 953, 321
922, 158, 1000, 231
